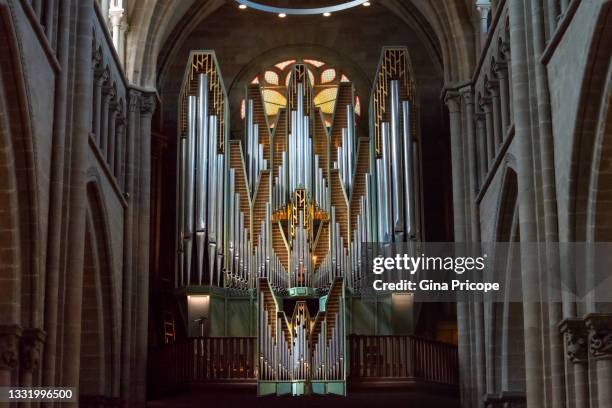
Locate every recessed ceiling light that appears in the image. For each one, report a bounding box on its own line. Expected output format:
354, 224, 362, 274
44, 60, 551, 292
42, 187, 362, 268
239, 4, 247, 9
323, 12, 331, 17
363, 1, 371, 6
278, 13, 286, 17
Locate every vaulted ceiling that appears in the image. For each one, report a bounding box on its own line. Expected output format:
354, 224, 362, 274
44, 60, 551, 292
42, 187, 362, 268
124, 0, 479, 89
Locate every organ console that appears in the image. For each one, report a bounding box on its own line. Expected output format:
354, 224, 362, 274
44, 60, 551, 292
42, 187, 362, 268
175, 47, 421, 396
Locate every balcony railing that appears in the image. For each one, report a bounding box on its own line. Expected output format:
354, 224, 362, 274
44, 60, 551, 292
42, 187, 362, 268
348, 335, 459, 386
148, 337, 258, 393
148, 335, 458, 395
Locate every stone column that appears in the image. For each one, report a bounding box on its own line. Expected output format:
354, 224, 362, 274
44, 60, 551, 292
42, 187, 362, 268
115, 119, 125, 181
109, 2, 124, 55
529, 0, 565, 405
559, 319, 589, 407
480, 96, 495, 166
508, 0, 545, 406
120, 90, 140, 405
0, 326, 20, 388
108, 108, 118, 166
486, 79, 503, 149
43, 0, 72, 392
547, 0, 560, 37
460, 87, 481, 241
92, 70, 107, 145
60, 0, 94, 397
445, 92, 471, 408
134, 93, 156, 406
476, 112, 488, 183
494, 61, 510, 135
100, 89, 113, 154
586, 314, 612, 408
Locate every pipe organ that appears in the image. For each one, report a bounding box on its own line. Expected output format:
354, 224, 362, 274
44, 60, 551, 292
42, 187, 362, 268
175, 48, 420, 396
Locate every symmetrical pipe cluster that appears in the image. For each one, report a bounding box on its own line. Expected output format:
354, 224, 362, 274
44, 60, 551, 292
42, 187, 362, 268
258, 280, 345, 385
177, 73, 226, 287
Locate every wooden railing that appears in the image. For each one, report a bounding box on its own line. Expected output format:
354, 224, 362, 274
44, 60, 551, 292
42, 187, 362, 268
348, 335, 458, 386
148, 337, 257, 391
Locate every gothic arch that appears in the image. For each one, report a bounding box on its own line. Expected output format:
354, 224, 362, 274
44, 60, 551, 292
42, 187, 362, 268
0, 4, 39, 327
570, 2, 612, 242
79, 181, 119, 400
489, 165, 526, 393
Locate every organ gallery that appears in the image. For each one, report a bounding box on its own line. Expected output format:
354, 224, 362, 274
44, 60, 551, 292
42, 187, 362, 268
173, 48, 427, 395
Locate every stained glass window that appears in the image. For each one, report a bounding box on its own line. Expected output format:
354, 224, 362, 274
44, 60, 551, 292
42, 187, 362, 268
262, 89, 287, 116
264, 70, 279, 85
314, 88, 339, 115
321, 68, 336, 84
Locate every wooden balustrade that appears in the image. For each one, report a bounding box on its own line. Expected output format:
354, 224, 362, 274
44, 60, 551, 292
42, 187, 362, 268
348, 335, 458, 386
149, 337, 257, 392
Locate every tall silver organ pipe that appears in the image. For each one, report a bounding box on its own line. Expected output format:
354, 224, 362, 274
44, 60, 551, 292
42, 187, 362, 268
176, 63, 228, 288
195, 74, 209, 285
402, 100, 416, 238
389, 80, 405, 241
184, 96, 197, 284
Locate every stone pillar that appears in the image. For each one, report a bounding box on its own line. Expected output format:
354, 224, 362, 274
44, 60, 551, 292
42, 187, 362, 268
476, 112, 488, 183
100, 90, 113, 154
43, 0, 72, 392
109, 2, 124, 56
547, 0, 560, 37
508, 0, 545, 406
134, 93, 156, 406
120, 90, 140, 406
494, 62, 510, 135
60, 0, 94, 398
460, 87, 481, 240
560, 0, 570, 14
586, 314, 612, 408
108, 108, 118, 165
0, 326, 20, 388
445, 92, 471, 408
480, 97, 495, 166
476, 0, 491, 34
115, 119, 125, 180
559, 319, 589, 407
92, 70, 107, 145
486, 79, 503, 149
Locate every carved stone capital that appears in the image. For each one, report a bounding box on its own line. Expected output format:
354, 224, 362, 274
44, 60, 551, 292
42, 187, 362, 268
500, 40, 511, 59
0, 325, 22, 371
20, 329, 45, 372
485, 78, 500, 96
493, 61, 508, 79
559, 318, 588, 364
128, 90, 141, 113
140, 94, 156, 116
444, 91, 461, 113
459, 86, 474, 105
585, 313, 612, 360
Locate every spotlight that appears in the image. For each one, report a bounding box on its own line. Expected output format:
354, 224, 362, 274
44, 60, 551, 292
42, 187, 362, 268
239, 4, 247, 9
323, 12, 331, 17
278, 13, 286, 17
363, 1, 371, 6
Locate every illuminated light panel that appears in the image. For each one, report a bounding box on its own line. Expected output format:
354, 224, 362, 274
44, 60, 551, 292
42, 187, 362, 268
355, 95, 361, 116
275, 59, 296, 70
304, 59, 325, 67
264, 70, 280, 85
262, 89, 287, 116
241, 98, 246, 119
314, 87, 339, 114
234, 0, 370, 15
321, 68, 336, 84
340, 74, 350, 82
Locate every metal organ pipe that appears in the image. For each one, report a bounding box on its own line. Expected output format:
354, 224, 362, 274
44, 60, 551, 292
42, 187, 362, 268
195, 74, 209, 285
184, 95, 197, 285
389, 80, 405, 241
402, 100, 416, 239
